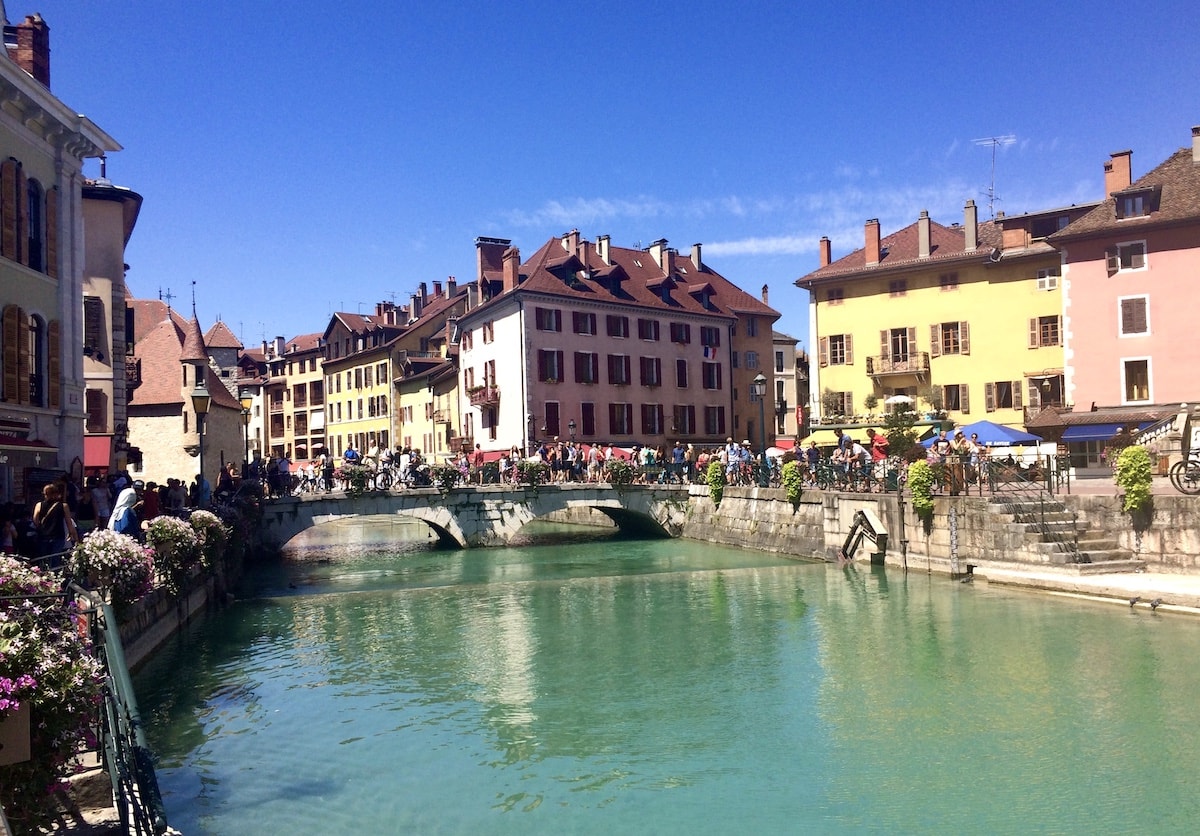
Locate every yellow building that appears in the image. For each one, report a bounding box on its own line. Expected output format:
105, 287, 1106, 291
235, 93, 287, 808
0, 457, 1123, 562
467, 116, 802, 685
796, 201, 1097, 435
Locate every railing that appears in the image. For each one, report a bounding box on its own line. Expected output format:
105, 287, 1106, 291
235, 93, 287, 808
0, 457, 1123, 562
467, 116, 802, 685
468, 386, 499, 406
865, 352, 930, 377
433, 409, 451, 424
125, 357, 142, 390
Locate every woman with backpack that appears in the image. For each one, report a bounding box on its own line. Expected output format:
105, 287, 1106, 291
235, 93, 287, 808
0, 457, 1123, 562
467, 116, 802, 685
32, 482, 78, 564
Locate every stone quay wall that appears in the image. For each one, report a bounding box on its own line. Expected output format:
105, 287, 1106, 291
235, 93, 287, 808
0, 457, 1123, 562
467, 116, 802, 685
1069, 494, 1200, 572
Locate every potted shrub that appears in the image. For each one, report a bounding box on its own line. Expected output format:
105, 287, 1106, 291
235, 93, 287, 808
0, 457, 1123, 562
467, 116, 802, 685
706, 460, 725, 507
144, 515, 203, 596
781, 459, 804, 509
67, 529, 154, 613
907, 460, 936, 534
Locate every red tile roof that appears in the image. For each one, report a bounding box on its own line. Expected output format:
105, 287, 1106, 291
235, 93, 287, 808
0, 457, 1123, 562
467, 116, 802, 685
286, 332, 324, 353
204, 320, 243, 349
130, 317, 243, 410
180, 316, 207, 363
128, 299, 186, 346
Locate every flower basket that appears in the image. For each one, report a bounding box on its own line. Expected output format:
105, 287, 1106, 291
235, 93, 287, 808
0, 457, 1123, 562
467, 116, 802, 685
334, 463, 374, 497
189, 509, 230, 572
429, 463, 462, 493
67, 529, 154, 612
145, 516, 203, 596
603, 457, 635, 486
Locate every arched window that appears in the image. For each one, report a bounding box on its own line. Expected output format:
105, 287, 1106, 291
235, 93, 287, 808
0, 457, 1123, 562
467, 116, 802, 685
28, 314, 45, 406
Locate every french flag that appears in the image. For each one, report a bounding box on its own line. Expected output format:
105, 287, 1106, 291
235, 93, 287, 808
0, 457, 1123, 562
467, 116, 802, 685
703, 346, 715, 359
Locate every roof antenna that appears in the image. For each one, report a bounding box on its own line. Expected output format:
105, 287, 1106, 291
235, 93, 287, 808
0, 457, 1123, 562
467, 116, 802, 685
972, 135, 1016, 218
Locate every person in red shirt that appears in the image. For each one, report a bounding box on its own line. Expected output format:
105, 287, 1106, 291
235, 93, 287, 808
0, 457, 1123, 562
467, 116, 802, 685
866, 429, 889, 481
473, 444, 486, 485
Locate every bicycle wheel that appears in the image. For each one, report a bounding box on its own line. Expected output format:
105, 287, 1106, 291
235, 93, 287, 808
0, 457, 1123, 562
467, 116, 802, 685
1174, 461, 1200, 495
376, 470, 392, 490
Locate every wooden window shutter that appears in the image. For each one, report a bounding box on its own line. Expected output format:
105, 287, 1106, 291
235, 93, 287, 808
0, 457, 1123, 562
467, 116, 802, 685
1055, 315, 1063, 345
844, 334, 853, 365
1028, 318, 1039, 348
906, 326, 917, 354
16, 313, 29, 405
608, 402, 619, 433
47, 319, 60, 408
44, 187, 57, 278
879, 330, 890, 361
555, 351, 563, 379
537, 350, 547, 381
639, 356, 649, 386
717, 363, 722, 390
961, 384, 970, 414
1, 160, 17, 261
960, 321, 970, 355
574, 351, 586, 383
607, 354, 617, 384
845, 391, 853, 415
1027, 380, 1041, 408
985, 382, 996, 412
818, 336, 828, 368
929, 324, 941, 358
2, 305, 18, 401
15, 165, 27, 267
1013, 381, 1023, 409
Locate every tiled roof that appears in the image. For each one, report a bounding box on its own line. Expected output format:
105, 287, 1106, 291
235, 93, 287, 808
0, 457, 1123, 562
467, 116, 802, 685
796, 219, 1002, 286
128, 299, 186, 346
128, 320, 184, 407
204, 320, 242, 349
286, 332, 324, 353
1051, 146, 1200, 241
180, 316, 207, 363
1025, 405, 1174, 429
472, 235, 778, 321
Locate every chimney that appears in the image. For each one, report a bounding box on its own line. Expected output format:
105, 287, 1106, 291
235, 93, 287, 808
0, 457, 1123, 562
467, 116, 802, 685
410, 292, 423, 320
864, 219, 880, 266
4, 15, 51, 87
664, 248, 676, 276
1104, 150, 1133, 196
761, 284, 769, 305
475, 237, 512, 283
648, 239, 668, 270
433, 280, 442, 297
273, 336, 285, 358
466, 283, 478, 310
917, 210, 931, 258
963, 200, 978, 252
691, 243, 703, 271
446, 316, 457, 349
597, 235, 611, 265
819, 236, 831, 267
502, 246, 520, 292
1193, 126, 1200, 164
447, 277, 457, 297
561, 229, 580, 255
419, 281, 428, 303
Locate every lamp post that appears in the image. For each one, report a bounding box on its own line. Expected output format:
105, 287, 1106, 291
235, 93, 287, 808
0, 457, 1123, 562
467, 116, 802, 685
752, 373, 768, 486
191, 379, 212, 505
240, 396, 252, 478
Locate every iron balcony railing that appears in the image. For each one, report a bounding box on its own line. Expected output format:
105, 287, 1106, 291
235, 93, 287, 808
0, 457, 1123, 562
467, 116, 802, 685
865, 351, 930, 377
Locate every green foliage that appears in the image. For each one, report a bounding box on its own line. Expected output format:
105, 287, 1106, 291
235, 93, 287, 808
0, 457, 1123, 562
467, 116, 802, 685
429, 463, 462, 493
144, 515, 202, 596
864, 393, 879, 411
67, 529, 154, 612
335, 463, 374, 497
189, 509, 230, 573
706, 460, 725, 507
603, 457, 635, 486
781, 460, 804, 506
516, 459, 549, 486
907, 460, 936, 532
882, 408, 921, 461
1115, 445, 1153, 514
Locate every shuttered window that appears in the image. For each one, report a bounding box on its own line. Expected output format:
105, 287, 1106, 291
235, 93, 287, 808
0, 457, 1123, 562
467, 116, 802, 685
1119, 296, 1149, 335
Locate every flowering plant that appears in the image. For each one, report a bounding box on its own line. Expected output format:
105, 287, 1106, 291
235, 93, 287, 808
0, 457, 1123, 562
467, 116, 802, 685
66, 529, 154, 613
603, 457, 635, 486
0, 555, 105, 831
189, 509, 230, 572
334, 463, 374, 497
144, 515, 202, 596
429, 463, 461, 493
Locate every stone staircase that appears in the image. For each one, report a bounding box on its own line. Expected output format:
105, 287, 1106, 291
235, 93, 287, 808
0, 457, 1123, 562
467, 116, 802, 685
987, 493, 1145, 574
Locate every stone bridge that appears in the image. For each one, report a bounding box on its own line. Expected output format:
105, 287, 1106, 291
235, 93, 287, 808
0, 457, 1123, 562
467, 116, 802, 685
258, 483, 693, 549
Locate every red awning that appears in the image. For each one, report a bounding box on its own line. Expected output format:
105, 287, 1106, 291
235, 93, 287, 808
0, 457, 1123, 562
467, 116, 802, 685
84, 435, 113, 471
773, 438, 796, 450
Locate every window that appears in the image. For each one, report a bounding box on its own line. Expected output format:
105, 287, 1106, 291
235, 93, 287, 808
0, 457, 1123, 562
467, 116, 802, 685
581, 402, 596, 436
574, 351, 599, 384
641, 403, 665, 435
826, 288, 844, 304
1029, 315, 1061, 348
483, 321, 494, 343
637, 318, 660, 341
985, 381, 1022, 412
461, 330, 473, 351
608, 402, 633, 435
537, 349, 563, 382
1106, 241, 1146, 273
885, 327, 913, 362
1123, 358, 1151, 403
702, 362, 722, 390
1116, 189, 1157, 219
639, 356, 662, 386
818, 334, 853, 367
675, 358, 688, 388
704, 405, 726, 435
942, 384, 969, 413
744, 351, 758, 369
826, 391, 853, 416
888, 279, 907, 297
670, 322, 691, 344
732, 351, 739, 369
85, 388, 107, 433
535, 307, 563, 331
745, 317, 758, 337
700, 326, 721, 347
939, 273, 958, 291
607, 354, 631, 385
673, 404, 695, 435
930, 321, 969, 356
1119, 296, 1149, 336
1036, 267, 1060, 291
606, 315, 629, 338
774, 351, 785, 373
572, 312, 596, 335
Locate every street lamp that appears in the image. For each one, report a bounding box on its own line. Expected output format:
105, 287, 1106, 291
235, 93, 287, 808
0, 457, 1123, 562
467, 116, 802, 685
240, 396, 252, 478
568, 418, 577, 442
191, 379, 212, 505
751, 373, 768, 486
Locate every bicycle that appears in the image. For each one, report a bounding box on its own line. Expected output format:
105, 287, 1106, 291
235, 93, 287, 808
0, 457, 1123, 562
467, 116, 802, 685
1169, 452, 1200, 495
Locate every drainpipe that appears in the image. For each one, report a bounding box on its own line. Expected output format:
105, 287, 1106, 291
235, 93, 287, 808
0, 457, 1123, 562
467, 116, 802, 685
519, 298, 528, 455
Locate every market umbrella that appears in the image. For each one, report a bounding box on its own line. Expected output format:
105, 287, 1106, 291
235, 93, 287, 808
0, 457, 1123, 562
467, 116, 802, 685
884, 394, 914, 405
922, 420, 1042, 447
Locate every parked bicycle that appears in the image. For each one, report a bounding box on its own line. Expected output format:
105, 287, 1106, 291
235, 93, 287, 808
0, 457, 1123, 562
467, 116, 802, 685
1169, 450, 1200, 495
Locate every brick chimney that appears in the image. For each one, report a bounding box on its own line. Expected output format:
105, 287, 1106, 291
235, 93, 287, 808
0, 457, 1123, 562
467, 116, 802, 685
819, 236, 831, 268
4, 15, 50, 87
864, 219, 881, 266
1104, 150, 1133, 196
502, 246, 520, 292
761, 284, 769, 305
963, 200, 978, 252
691, 243, 703, 271
433, 280, 442, 297
561, 228, 580, 255
446, 277, 457, 297
474, 237, 512, 283
918, 210, 931, 258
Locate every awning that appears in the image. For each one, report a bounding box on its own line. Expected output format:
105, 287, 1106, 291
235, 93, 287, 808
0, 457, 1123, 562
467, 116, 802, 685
772, 438, 796, 450
799, 430, 842, 447
84, 435, 113, 471
0, 434, 58, 470
1060, 422, 1152, 443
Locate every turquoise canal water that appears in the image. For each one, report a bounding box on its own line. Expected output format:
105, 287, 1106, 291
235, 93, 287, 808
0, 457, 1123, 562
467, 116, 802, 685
135, 521, 1200, 834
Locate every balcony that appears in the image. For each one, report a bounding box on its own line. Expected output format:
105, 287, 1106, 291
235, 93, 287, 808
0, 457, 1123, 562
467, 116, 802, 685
468, 385, 499, 407
865, 352, 930, 380
125, 357, 141, 390
433, 408, 452, 424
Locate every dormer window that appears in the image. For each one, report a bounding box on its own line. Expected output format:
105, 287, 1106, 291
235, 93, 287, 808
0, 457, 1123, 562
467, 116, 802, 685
1115, 186, 1160, 220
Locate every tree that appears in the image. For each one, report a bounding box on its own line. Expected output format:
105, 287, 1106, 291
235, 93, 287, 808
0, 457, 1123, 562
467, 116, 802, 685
882, 408, 923, 461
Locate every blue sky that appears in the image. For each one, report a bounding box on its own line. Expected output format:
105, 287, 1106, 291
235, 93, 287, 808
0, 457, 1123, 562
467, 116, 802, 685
29, 0, 1200, 352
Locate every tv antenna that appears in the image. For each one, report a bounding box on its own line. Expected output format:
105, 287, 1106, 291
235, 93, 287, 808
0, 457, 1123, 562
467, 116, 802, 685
972, 135, 1016, 218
